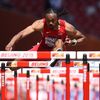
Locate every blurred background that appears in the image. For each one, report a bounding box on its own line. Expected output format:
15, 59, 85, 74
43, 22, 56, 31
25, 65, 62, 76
0, 0, 100, 51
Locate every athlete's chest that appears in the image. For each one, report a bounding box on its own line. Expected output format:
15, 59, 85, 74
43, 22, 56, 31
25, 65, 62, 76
43, 25, 65, 37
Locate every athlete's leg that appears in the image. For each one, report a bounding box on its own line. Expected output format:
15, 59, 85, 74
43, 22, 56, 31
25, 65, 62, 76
53, 39, 64, 51
29, 43, 40, 51
50, 39, 64, 67
7, 43, 40, 71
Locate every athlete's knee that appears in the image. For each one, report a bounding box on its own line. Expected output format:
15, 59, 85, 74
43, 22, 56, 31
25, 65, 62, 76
55, 39, 63, 48
53, 39, 64, 51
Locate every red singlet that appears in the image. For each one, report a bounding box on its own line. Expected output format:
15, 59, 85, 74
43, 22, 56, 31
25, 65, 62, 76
30, 18, 67, 51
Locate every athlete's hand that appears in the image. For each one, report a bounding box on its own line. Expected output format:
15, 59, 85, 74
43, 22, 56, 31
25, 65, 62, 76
64, 38, 77, 46
71, 39, 77, 46
5, 44, 13, 51
64, 37, 72, 44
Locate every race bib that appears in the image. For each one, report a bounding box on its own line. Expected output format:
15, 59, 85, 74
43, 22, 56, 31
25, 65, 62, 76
45, 37, 57, 47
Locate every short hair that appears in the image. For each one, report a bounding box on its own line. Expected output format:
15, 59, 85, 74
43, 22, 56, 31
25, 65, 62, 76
45, 8, 57, 16
45, 8, 68, 17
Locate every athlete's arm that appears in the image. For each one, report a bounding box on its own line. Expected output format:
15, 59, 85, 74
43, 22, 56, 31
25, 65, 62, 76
5, 19, 44, 51
65, 21, 86, 45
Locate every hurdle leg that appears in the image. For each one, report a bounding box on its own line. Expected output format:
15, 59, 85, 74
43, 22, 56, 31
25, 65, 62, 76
36, 75, 39, 100
47, 90, 50, 100
26, 70, 30, 100
47, 75, 50, 100
99, 64, 100, 99
14, 71, 18, 100
1, 63, 6, 100
83, 63, 90, 100
52, 80, 55, 100
66, 54, 70, 100
61, 80, 65, 100
66, 63, 70, 100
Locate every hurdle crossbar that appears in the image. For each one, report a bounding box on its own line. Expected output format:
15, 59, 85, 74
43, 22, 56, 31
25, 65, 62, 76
0, 51, 100, 59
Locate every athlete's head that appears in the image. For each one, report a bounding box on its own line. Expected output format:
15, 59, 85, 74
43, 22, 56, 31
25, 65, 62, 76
45, 8, 68, 29
45, 9, 58, 29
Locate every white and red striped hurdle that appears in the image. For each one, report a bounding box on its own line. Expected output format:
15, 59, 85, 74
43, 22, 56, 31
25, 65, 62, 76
0, 51, 100, 100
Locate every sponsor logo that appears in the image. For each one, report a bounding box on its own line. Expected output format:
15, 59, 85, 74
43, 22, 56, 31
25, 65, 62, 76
46, 32, 50, 34
52, 52, 64, 58
30, 61, 49, 67
89, 53, 100, 58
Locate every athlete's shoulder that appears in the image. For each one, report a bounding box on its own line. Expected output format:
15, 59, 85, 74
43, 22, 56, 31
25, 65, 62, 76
59, 19, 65, 22
58, 19, 66, 26
59, 19, 71, 25
31, 18, 44, 30
59, 18, 65, 21
33, 18, 44, 24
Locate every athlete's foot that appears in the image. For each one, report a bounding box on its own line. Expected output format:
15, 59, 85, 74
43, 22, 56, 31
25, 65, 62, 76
6, 61, 20, 71
9, 67, 20, 71
50, 48, 62, 67
49, 59, 59, 67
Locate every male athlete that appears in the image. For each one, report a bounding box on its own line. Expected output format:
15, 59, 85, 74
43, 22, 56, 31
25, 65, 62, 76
5, 9, 85, 68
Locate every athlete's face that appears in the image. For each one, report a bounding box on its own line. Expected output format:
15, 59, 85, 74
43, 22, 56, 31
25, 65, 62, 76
45, 13, 58, 29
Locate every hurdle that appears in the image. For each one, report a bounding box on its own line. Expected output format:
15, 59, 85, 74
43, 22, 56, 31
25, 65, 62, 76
0, 51, 100, 100
14, 71, 18, 100
65, 54, 90, 100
